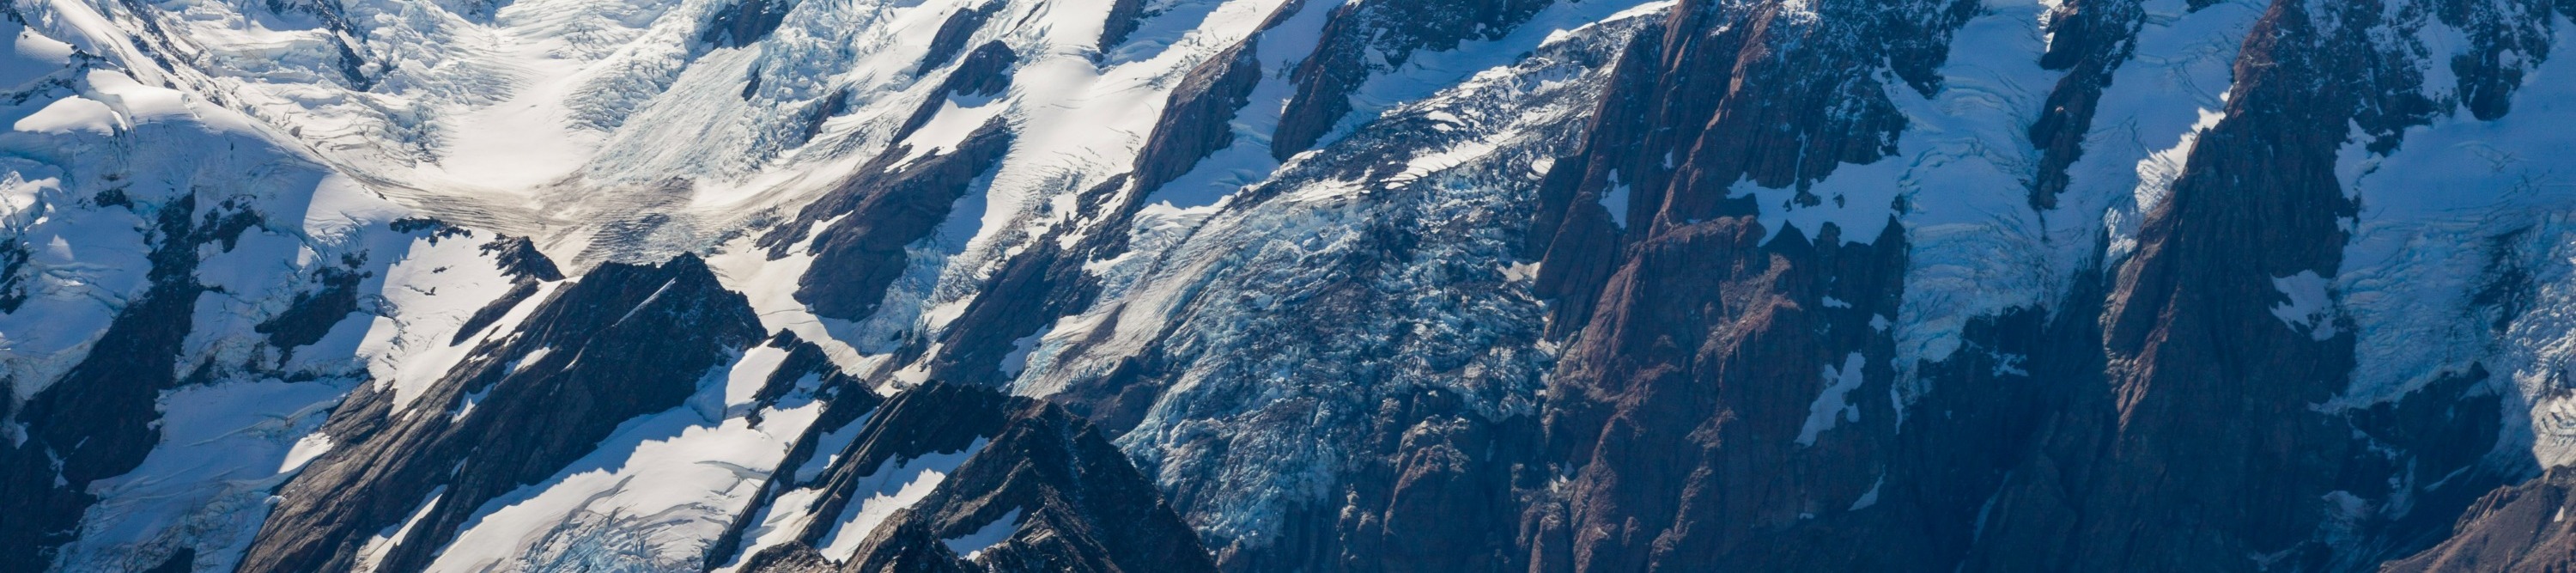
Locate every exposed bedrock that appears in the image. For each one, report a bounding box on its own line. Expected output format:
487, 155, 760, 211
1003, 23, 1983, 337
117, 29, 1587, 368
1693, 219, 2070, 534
736, 383, 1217, 573
237, 253, 765, 573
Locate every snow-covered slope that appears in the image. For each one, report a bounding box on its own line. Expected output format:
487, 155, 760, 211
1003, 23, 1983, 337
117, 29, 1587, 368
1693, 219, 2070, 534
11, 0, 2576, 569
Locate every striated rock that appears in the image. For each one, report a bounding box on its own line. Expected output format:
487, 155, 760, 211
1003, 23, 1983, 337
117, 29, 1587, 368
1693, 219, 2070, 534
26, 0, 2576, 570
894, 42, 1019, 142
706, 331, 890, 570
1967, 1, 2407, 569
1513, 0, 1965, 570
703, 0, 795, 48
1270, 0, 1552, 160
236, 253, 764, 573
2022, 0, 2142, 209
1131, 41, 1261, 193
732, 383, 1215, 573
761, 121, 1014, 321
920, 4, 996, 72
2385, 468, 2576, 572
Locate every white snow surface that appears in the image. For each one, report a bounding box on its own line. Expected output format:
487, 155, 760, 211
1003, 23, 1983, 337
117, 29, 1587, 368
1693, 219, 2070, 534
816, 438, 987, 563
20, 0, 2576, 566
1882, 0, 2259, 394
2328, 13, 2576, 468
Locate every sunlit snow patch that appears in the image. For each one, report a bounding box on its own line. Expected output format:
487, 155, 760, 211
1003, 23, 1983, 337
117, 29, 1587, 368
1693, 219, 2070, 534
816, 438, 988, 562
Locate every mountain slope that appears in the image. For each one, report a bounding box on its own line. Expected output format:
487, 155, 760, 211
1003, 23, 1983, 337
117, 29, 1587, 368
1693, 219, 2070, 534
7, 0, 2576, 570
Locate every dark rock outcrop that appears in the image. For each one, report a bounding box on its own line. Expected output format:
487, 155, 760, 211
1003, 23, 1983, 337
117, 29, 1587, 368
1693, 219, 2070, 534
1270, 0, 1551, 160
733, 383, 1216, 573
236, 253, 765, 573
1097, 0, 1146, 50
894, 42, 1019, 142
448, 235, 561, 345
703, 0, 794, 48
706, 332, 890, 570
1966, 1, 2451, 570
256, 255, 368, 352
1130, 41, 1260, 193
0, 194, 258, 573
2385, 468, 2576, 572
884, 24, 1273, 391
2022, 0, 2142, 209
0, 237, 25, 314
1510, 0, 1964, 570
920, 4, 995, 72
760, 121, 1013, 321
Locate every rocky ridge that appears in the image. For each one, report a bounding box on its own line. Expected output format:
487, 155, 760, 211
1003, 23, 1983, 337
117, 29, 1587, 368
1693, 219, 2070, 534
8, 0, 2576, 570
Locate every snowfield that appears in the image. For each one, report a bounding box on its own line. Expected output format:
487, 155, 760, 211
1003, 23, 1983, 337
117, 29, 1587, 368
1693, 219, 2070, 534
13, 0, 2576, 568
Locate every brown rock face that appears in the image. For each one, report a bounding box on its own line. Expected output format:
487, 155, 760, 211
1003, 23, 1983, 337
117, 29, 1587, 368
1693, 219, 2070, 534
1510, 0, 2516, 570
1514, 0, 1959, 570
2385, 468, 2576, 572
1964, 0, 2464, 569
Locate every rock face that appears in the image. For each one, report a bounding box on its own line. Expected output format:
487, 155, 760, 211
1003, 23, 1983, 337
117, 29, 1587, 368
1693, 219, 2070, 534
2386, 468, 2576, 572
732, 384, 1218, 573
0, 195, 252, 572
21, 0, 2576, 570
237, 253, 765, 573
1269, 0, 1550, 159
761, 122, 1015, 321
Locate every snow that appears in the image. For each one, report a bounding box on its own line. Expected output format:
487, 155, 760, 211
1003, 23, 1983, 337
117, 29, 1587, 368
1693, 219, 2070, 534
723, 344, 796, 408
1030, 10, 1648, 550
1796, 0, 2069, 379
281, 432, 336, 473
997, 326, 1046, 377
53, 379, 351, 573
1599, 176, 1631, 229
2133, 105, 2231, 217
1848, 475, 1884, 511
2325, 13, 2576, 467
0, 21, 76, 90
354, 233, 558, 413
2268, 271, 2339, 341
1797, 352, 1868, 447
420, 351, 845, 571
705, 407, 871, 572
13, 96, 118, 134
357, 486, 447, 573
297, 174, 412, 244
891, 97, 1007, 167
420, 33, 611, 194
816, 438, 987, 562
0, 0, 1419, 565
1886, 0, 2259, 403
30, 0, 2572, 565
942, 508, 1021, 560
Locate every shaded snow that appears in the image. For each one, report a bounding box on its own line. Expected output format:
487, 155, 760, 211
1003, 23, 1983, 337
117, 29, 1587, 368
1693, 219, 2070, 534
942, 508, 1022, 561
1797, 352, 1868, 447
